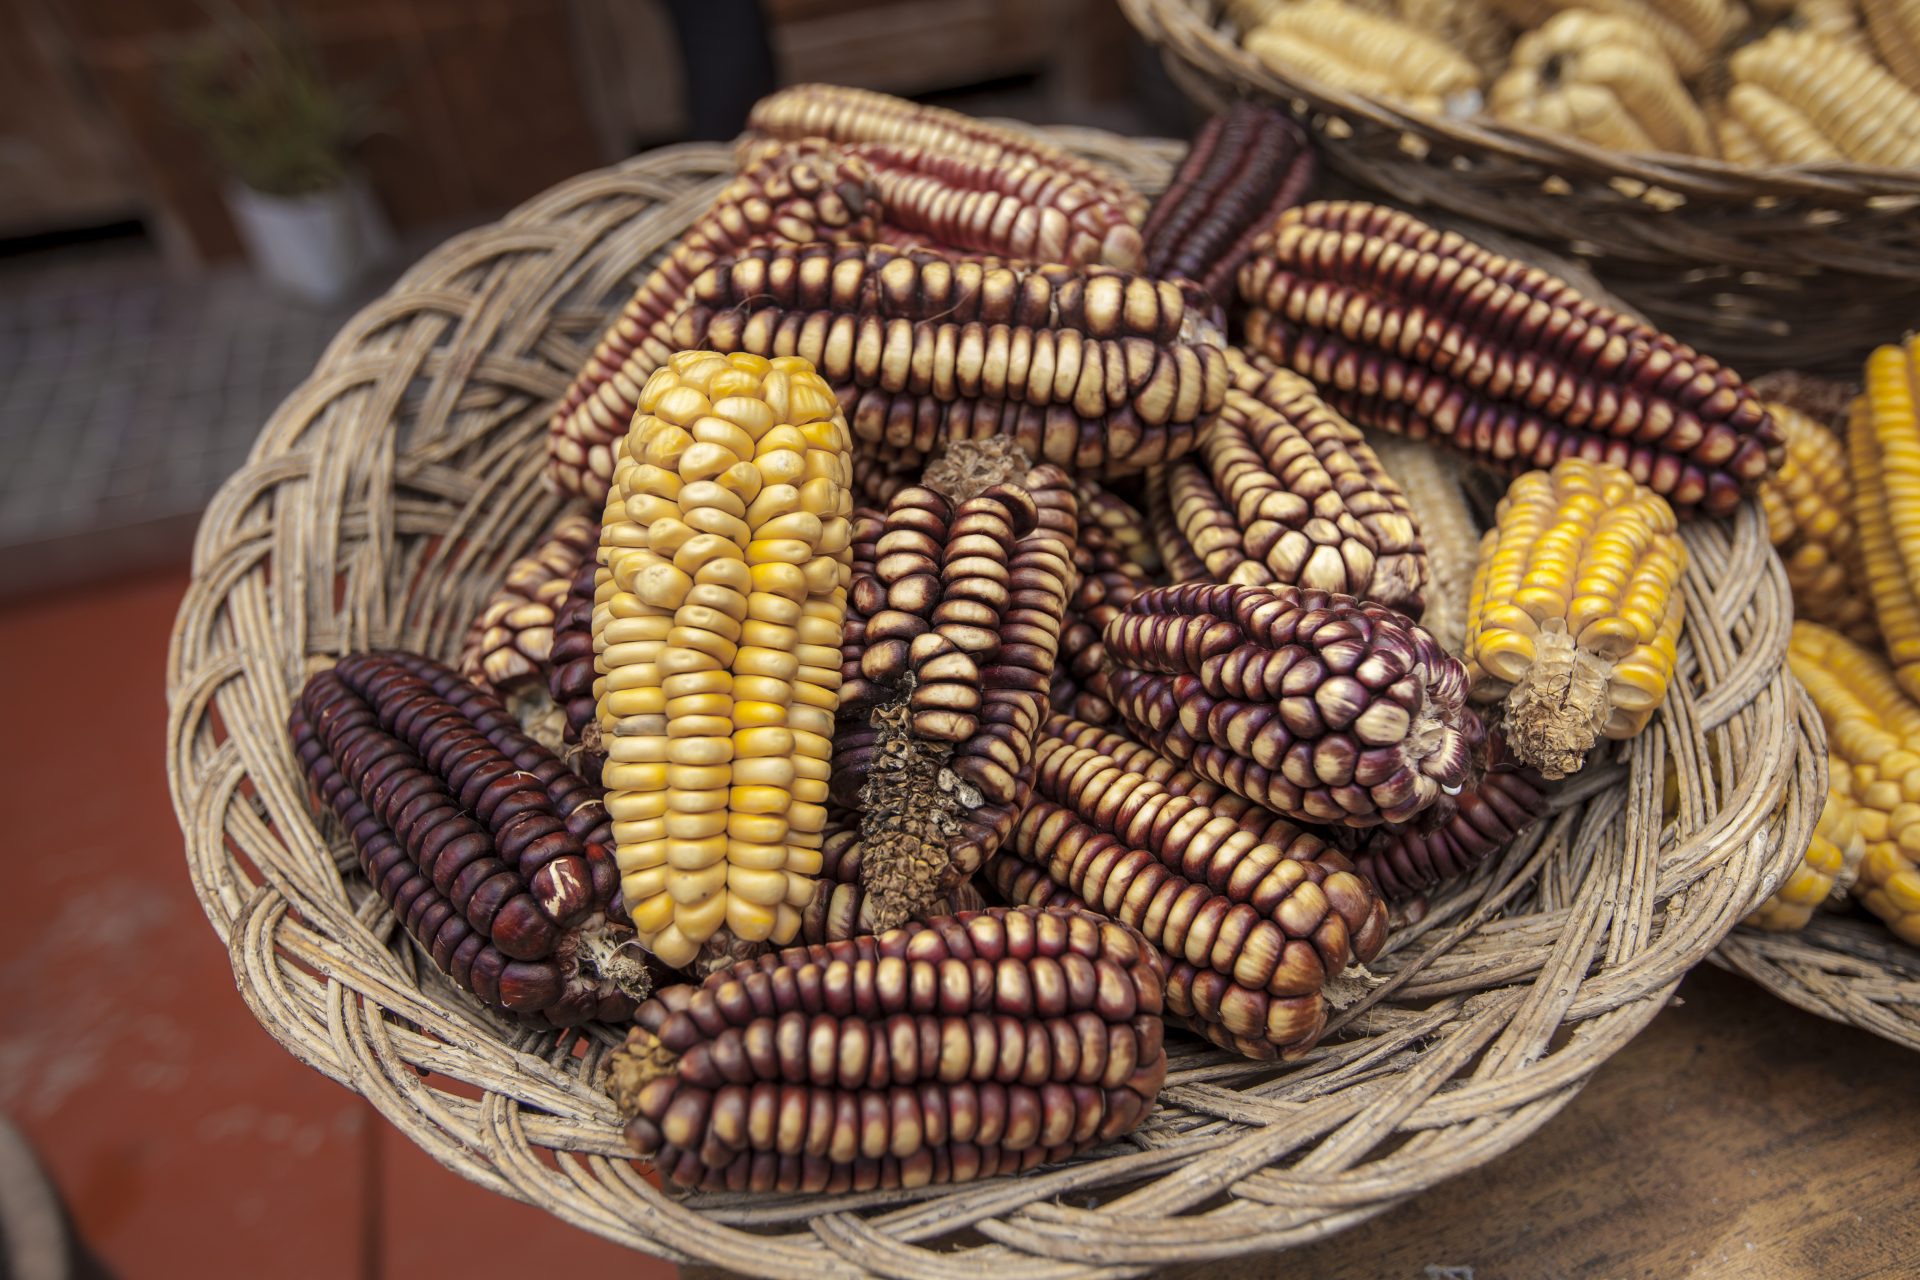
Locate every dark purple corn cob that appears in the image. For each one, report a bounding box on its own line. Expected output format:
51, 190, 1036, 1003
292, 650, 652, 1026
1142, 102, 1316, 301
545, 560, 604, 785
988, 716, 1388, 1060
1237, 201, 1781, 519
1103, 582, 1474, 828
607, 906, 1168, 1193
798, 817, 990, 945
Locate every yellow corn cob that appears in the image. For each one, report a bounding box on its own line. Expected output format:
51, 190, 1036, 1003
1243, 0, 1482, 111
1797, 0, 1869, 48
1491, 10, 1713, 156
1464, 457, 1687, 778
1853, 346, 1920, 701
1789, 621, 1920, 944
1729, 28, 1920, 166
1761, 401, 1877, 644
1862, 0, 1920, 92
1371, 433, 1479, 654
1488, 0, 1739, 77
1744, 780, 1865, 930
1717, 83, 1849, 164
1396, 0, 1513, 75
594, 350, 854, 970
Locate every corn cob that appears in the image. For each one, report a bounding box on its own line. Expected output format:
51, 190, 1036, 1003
1788, 622, 1920, 944
1462, 458, 1686, 778
1143, 464, 1208, 583
607, 906, 1168, 1191
1243, 0, 1482, 113
798, 817, 991, 945
664, 242, 1229, 478
548, 144, 880, 501
1352, 723, 1550, 899
1853, 344, 1920, 700
458, 512, 600, 696
745, 84, 1148, 225
1863, 0, 1920, 90
1744, 780, 1865, 930
1727, 29, 1920, 167
1141, 103, 1316, 301
1759, 400, 1876, 644
831, 446, 1079, 928
1795, 0, 1869, 48
291, 651, 655, 1025
1163, 351, 1428, 612
546, 559, 605, 785
1104, 582, 1475, 826
1714, 84, 1848, 165
988, 716, 1389, 1058
1395, 0, 1513, 75
1369, 434, 1478, 654
1490, 11, 1714, 157
1239, 201, 1782, 518
593, 351, 854, 971
1487, 0, 1740, 77
1053, 490, 1155, 726
1075, 475, 1160, 575
848, 454, 917, 508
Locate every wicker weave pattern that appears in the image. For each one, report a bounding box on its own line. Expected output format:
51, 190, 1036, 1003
1717, 916, 1920, 1053
1122, 0, 1920, 374
166, 134, 1818, 1275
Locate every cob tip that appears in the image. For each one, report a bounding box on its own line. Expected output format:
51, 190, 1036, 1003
1497, 621, 1612, 780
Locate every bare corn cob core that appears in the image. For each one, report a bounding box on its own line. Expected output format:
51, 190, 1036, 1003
594, 351, 854, 970
548, 143, 880, 500
797, 817, 989, 945
1243, 0, 1482, 113
1855, 341, 1920, 701
1788, 622, 1920, 945
745, 84, 1148, 224
664, 242, 1229, 478
1163, 349, 1428, 612
831, 446, 1078, 927
1863, 0, 1920, 91
988, 717, 1389, 1059
608, 906, 1168, 1192
1490, 10, 1713, 156
1239, 201, 1780, 518
1488, 0, 1740, 77
1725, 28, 1920, 167
1369, 433, 1478, 653
1141, 103, 1316, 301
1104, 581, 1474, 826
292, 651, 653, 1025
1464, 458, 1686, 778
1744, 779, 1865, 931
1759, 400, 1877, 645
458, 511, 599, 695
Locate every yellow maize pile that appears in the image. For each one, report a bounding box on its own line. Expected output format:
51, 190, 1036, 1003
1851, 340, 1920, 702
1744, 780, 1864, 931
1242, 0, 1482, 112
593, 351, 854, 970
1490, 10, 1713, 156
1489, 0, 1739, 77
1760, 401, 1876, 645
1789, 622, 1920, 945
1725, 28, 1920, 167
1863, 0, 1920, 92
1465, 457, 1686, 778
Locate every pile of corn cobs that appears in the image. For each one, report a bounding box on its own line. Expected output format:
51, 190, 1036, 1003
291, 86, 1785, 1193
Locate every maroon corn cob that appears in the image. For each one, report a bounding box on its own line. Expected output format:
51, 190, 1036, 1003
546, 141, 881, 500
1144, 464, 1209, 584
1353, 728, 1551, 900
291, 651, 653, 1026
798, 818, 990, 945
457, 511, 599, 696
544, 559, 603, 786
988, 716, 1389, 1059
832, 452, 1079, 928
607, 906, 1168, 1192
1052, 490, 1154, 726
1103, 582, 1474, 827
1238, 201, 1781, 518
1143, 103, 1315, 300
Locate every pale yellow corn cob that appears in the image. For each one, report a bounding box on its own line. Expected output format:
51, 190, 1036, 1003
1396, 0, 1513, 74
1244, 0, 1482, 110
594, 350, 854, 969
1719, 83, 1849, 163
1370, 432, 1478, 654
1862, 0, 1920, 91
1491, 10, 1714, 156
1487, 0, 1739, 76
1729, 28, 1920, 166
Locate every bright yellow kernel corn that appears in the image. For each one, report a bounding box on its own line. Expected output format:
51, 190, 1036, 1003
1464, 457, 1686, 778
1789, 620, 1920, 945
1855, 340, 1920, 699
1744, 779, 1864, 931
595, 350, 853, 969
1761, 401, 1878, 645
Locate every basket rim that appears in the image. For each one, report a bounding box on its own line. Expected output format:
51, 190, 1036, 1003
1716, 915, 1920, 1053
163, 125, 1818, 1277
1122, 0, 1920, 202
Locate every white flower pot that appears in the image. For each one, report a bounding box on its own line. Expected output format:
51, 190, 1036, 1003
224, 174, 394, 306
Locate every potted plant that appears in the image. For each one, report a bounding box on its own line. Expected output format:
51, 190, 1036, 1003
172, 4, 391, 304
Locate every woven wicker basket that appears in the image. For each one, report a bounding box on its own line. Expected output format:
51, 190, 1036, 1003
167, 131, 1819, 1276
1120, 0, 1920, 375
1718, 918, 1920, 1053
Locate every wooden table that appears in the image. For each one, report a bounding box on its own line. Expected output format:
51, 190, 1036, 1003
690, 964, 1920, 1279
